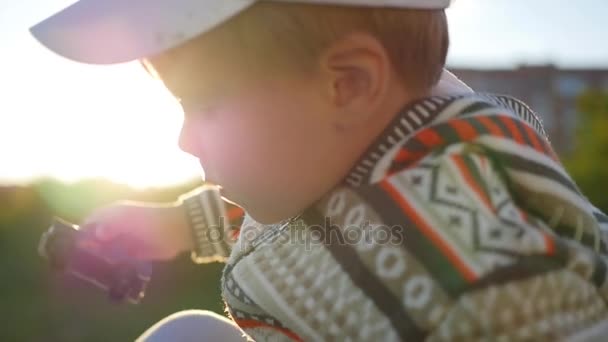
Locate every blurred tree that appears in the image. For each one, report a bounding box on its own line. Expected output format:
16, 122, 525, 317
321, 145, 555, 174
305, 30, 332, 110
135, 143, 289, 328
563, 90, 608, 213
32, 177, 203, 222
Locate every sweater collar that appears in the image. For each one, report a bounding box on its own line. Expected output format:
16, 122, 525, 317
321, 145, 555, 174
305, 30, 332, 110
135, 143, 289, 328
342, 69, 474, 187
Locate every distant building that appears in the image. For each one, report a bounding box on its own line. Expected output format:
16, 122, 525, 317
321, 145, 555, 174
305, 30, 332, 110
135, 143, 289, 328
451, 66, 608, 154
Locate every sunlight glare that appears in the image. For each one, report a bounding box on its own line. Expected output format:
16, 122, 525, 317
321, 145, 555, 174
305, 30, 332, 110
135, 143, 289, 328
0, 37, 202, 189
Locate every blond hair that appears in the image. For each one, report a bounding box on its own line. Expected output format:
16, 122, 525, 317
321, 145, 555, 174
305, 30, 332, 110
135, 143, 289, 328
156, 3, 449, 94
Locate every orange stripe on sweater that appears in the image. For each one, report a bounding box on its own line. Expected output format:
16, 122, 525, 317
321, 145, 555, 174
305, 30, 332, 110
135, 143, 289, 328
477, 116, 505, 138
449, 119, 479, 141
542, 232, 556, 256
451, 154, 494, 214
522, 123, 545, 153
498, 116, 525, 145
417, 128, 443, 149
380, 180, 478, 282
227, 206, 245, 222
395, 149, 412, 163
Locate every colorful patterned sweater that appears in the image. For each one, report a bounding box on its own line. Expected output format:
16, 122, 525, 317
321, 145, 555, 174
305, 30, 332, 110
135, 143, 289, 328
179, 93, 608, 341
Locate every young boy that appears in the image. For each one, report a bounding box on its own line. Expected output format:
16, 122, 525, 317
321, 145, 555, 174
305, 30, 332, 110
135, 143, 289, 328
32, 1, 608, 341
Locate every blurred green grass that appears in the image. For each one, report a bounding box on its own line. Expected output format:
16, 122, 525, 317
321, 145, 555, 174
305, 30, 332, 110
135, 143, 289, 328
0, 179, 226, 341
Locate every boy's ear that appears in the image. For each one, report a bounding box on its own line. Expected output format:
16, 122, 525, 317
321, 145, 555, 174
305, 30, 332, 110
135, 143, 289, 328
320, 33, 391, 127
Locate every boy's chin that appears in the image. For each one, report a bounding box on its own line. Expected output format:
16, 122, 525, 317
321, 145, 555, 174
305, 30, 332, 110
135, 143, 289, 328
247, 211, 288, 225
235, 201, 290, 225
218, 187, 297, 225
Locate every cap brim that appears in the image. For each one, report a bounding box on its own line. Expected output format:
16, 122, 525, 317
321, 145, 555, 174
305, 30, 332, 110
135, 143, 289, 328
30, 0, 256, 65
280, 0, 451, 8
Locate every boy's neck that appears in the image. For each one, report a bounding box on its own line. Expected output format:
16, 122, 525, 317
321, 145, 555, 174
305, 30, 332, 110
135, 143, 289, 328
251, 70, 473, 225
323, 69, 474, 209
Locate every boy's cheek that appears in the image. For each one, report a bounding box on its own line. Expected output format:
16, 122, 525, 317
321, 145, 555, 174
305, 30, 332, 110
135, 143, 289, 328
180, 112, 234, 159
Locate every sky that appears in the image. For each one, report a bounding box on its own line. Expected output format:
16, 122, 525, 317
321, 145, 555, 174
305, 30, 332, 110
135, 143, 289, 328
0, 0, 607, 189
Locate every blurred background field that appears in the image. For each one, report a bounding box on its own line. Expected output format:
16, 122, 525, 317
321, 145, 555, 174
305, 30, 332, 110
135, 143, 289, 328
1, 0, 607, 341
0, 178, 229, 341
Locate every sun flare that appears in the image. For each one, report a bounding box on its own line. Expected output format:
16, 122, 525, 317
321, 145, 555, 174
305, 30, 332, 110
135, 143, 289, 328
0, 47, 202, 189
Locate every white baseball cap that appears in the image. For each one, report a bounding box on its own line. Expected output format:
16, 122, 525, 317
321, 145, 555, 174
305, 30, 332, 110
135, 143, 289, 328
30, 0, 451, 65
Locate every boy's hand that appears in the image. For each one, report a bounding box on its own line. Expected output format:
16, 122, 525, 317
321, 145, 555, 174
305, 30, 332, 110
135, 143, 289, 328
80, 201, 193, 261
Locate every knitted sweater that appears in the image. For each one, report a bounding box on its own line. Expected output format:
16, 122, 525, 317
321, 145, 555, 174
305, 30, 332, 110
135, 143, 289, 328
179, 93, 608, 341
